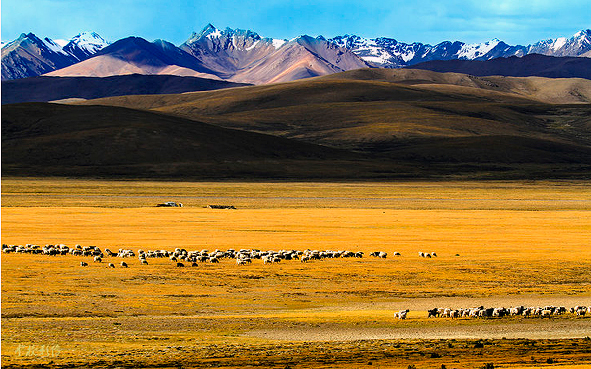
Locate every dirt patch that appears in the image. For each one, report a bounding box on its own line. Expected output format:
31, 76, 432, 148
245, 318, 591, 341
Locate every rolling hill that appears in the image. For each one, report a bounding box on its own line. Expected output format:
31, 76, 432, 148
409, 53, 591, 80
1, 74, 250, 105
75, 69, 591, 153
3, 68, 590, 179
2, 103, 389, 179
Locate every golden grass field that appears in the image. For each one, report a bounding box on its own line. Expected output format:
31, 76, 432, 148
2, 178, 591, 368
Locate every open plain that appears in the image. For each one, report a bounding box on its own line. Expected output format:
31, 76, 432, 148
2, 178, 591, 368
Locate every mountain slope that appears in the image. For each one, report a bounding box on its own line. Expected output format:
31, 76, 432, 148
329, 29, 591, 68
4, 26, 590, 81
1, 33, 79, 80
179, 24, 371, 84
2, 103, 376, 179
179, 24, 284, 79
528, 30, 591, 57
5, 69, 591, 179
46, 36, 220, 79
74, 70, 591, 160
62, 32, 110, 60
408, 53, 591, 80
1, 74, 250, 105
1, 32, 109, 80
321, 68, 591, 104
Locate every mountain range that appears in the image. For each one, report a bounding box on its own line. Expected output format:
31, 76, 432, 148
2, 25, 590, 83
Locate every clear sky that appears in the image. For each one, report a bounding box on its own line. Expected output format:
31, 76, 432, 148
2, 0, 590, 45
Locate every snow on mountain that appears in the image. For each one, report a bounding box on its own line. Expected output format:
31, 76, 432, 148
272, 39, 287, 49
528, 29, 591, 57
330, 29, 590, 68
3, 26, 591, 82
42, 37, 70, 55
457, 39, 500, 59
54, 39, 69, 47
551, 37, 567, 52
63, 32, 110, 60
1, 33, 79, 80
180, 25, 371, 84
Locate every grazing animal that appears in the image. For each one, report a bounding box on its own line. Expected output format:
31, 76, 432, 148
427, 308, 439, 318
395, 309, 409, 319
108, 263, 115, 268
191, 262, 198, 267
176, 262, 184, 267
120, 261, 128, 268
80, 261, 88, 267
94, 256, 102, 263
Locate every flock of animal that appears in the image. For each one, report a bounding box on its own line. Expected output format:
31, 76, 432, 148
417, 305, 591, 319
2, 243, 424, 267
3, 243, 589, 320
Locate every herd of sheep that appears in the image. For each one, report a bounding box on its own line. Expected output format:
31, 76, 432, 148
421, 305, 591, 319
3, 243, 589, 321
391, 305, 591, 320
2, 244, 443, 265
2, 243, 414, 266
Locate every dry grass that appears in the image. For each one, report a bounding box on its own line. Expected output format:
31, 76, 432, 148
2, 178, 591, 368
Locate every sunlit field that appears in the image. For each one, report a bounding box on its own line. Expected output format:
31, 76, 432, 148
2, 178, 591, 368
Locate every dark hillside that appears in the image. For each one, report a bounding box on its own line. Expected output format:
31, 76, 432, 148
1, 74, 250, 105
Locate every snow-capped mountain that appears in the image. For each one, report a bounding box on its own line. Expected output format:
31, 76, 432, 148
63, 32, 110, 60
329, 30, 588, 68
47, 36, 220, 79
180, 24, 292, 79
1, 33, 79, 80
528, 29, 591, 57
1, 32, 109, 80
180, 24, 370, 83
328, 36, 527, 68
2, 26, 590, 82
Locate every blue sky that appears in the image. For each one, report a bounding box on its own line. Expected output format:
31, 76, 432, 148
2, 0, 590, 45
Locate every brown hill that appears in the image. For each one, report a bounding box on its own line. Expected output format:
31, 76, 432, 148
1, 74, 250, 105
408, 53, 591, 80
5, 68, 591, 179
3, 103, 393, 179
4, 102, 591, 180
320, 68, 591, 104
76, 70, 591, 154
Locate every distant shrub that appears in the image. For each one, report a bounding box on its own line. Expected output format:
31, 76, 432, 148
480, 364, 494, 369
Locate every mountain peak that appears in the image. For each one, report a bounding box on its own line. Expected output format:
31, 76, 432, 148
63, 31, 110, 60
197, 23, 221, 39
68, 32, 109, 47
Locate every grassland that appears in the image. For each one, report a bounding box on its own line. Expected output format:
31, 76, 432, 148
2, 178, 591, 368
